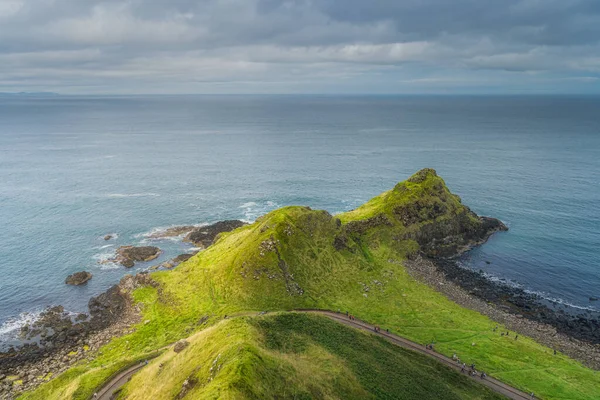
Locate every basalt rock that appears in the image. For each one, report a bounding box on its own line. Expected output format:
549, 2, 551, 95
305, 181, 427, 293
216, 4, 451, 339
183, 220, 247, 247
114, 246, 161, 267
65, 271, 92, 286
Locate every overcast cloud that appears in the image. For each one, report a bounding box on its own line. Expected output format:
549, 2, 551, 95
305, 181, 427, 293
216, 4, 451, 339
1, 0, 600, 94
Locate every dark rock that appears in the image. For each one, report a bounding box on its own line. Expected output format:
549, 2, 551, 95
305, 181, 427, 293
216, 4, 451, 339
345, 214, 392, 235
88, 285, 128, 330
183, 220, 246, 247
590, 297, 599, 302
114, 246, 161, 267
65, 271, 92, 286
172, 253, 194, 264
173, 340, 189, 353
103, 235, 113, 241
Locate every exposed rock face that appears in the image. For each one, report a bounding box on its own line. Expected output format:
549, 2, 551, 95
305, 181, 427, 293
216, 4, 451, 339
114, 246, 161, 267
183, 220, 246, 247
345, 214, 392, 235
173, 340, 189, 353
405, 211, 507, 258
65, 271, 92, 286
88, 285, 130, 330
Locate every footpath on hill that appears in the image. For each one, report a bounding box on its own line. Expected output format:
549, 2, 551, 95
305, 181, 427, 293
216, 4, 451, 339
93, 310, 532, 400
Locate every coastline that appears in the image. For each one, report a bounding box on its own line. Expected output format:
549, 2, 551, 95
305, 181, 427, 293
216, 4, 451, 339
2, 213, 600, 398
404, 255, 600, 370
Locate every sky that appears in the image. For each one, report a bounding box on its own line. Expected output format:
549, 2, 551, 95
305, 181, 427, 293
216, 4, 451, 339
2, 0, 600, 94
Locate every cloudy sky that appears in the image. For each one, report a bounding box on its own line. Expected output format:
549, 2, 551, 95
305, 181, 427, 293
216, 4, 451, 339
2, 0, 600, 94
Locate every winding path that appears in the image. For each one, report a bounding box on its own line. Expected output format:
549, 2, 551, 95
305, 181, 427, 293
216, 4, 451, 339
93, 310, 533, 400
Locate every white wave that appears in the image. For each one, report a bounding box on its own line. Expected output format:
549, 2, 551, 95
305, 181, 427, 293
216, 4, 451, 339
0, 310, 42, 338
94, 244, 114, 250
135, 223, 206, 243
459, 262, 599, 313
105, 193, 160, 198
239, 200, 279, 222
523, 290, 599, 312
92, 251, 120, 270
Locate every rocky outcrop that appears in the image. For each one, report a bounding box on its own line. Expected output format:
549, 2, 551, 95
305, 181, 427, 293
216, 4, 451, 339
65, 271, 92, 286
183, 220, 246, 247
114, 246, 161, 267
150, 253, 197, 270
404, 210, 507, 258
103, 234, 113, 241
345, 214, 392, 235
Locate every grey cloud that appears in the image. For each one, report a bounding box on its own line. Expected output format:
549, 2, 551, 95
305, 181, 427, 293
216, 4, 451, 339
0, 0, 599, 93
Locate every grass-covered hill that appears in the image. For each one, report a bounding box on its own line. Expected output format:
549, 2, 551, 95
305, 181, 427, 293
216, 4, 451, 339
119, 313, 503, 400
22, 169, 600, 400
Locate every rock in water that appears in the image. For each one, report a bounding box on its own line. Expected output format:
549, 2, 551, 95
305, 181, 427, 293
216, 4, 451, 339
114, 246, 161, 267
65, 271, 92, 285
183, 220, 247, 247
173, 340, 189, 353
103, 235, 113, 241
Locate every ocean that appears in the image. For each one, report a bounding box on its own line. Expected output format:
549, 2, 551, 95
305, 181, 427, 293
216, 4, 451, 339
1, 95, 599, 347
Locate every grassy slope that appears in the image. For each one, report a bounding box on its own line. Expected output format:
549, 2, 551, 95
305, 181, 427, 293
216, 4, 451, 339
21, 169, 600, 400
119, 313, 503, 400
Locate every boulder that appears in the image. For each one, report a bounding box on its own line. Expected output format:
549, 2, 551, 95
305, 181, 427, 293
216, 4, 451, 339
65, 271, 92, 286
103, 235, 113, 241
115, 246, 161, 267
173, 340, 189, 353
183, 220, 247, 247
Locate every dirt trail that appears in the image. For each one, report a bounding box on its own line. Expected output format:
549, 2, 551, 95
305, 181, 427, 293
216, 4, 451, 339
92, 310, 533, 400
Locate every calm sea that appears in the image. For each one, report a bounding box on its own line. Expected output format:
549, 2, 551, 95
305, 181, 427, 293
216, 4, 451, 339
1, 95, 599, 346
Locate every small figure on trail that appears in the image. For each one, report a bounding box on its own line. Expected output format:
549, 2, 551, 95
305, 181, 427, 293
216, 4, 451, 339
159, 363, 164, 369
452, 353, 457, 360
554, 349, 557, 355
93, 393, 98, 399
501, 332, 505, 337
480, 371, 486, 379
224, 315, 228, 319
461, 364, 465, 373
530, 392, 535, 400
386, 328, 389, 333
346, 311, 349, 317
515, 334, 518, 340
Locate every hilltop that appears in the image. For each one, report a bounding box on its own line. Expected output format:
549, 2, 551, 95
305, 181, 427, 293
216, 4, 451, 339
10, 169, 600, 400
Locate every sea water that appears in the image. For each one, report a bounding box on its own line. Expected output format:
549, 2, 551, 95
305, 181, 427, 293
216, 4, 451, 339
1, 95, 599, 345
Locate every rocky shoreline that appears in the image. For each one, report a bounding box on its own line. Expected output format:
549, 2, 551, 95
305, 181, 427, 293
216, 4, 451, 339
0, 219, 246, 399
0, 274, 152, 399
404, 255, 600, 370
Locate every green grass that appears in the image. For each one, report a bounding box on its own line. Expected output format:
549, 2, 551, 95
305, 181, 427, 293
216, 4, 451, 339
20, 169, 600, 400
119, 313, 503, 400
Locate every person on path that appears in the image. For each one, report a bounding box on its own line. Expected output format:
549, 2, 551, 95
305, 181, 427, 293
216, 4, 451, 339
530, 392, 535, 399
515, 334, 518, 340
346, 311, 349, 317
461, 364, 465, 373
93, 393, 98, 398
480, 371, 486, 379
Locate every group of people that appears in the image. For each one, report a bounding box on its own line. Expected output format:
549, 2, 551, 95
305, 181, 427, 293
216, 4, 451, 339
453, 354, 486, 379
